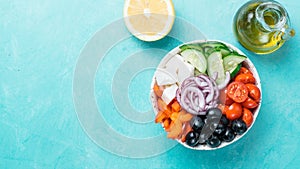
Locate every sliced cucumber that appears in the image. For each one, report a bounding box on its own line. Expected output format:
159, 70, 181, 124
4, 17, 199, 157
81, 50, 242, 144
201, 41, 232, 58
206, 46, 232, 57
180, 49, 207, 73
201, 41, 227, 49
223, 54, 247, 76
207, 51, 225, 85
179, 44, 203, 53
219, 47, 232, 57
203, 47, 213, 58
205, 47, 216, 56
230, 63, 242, 78
179, 42, 247, 83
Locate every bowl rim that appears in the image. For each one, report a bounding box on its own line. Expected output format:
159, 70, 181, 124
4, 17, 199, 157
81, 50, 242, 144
150, 39, 262, 150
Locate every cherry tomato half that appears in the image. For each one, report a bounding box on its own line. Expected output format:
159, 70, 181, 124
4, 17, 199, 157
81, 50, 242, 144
242, 97, 258, 109
238, 67, 253, 75
235, 73, 256, 84
225, 89, 234, 105
227, 82, 249, 103
242, 108, 253, 127
226, 103, 243, 121
246, 84, 261, 102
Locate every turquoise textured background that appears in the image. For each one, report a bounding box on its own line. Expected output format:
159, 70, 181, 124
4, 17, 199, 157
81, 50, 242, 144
1, 0, 299, 168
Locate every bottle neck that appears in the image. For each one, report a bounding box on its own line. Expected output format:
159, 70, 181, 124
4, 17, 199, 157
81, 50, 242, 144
255, 1, 288, 32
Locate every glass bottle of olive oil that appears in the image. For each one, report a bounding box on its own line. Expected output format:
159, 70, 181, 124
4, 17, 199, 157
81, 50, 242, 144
233, 0, 295, 54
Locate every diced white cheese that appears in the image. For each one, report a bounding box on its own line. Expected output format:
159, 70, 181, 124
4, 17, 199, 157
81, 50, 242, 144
165, 54, 194, 84
161, 84, 178, 105
155, 69, 177, 86
155, 54, 194, 86
177, 61, 194, 84
165, 54, 183, 75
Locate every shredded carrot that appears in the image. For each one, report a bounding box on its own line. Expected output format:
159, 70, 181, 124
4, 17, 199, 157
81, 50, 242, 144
181, 122, 192, 142
178, 110, 193, 122
171, 101, 181, 112
153, 82, 163, 97
155, 111, 167, 123
155, 98, 195, 140
170, 112, 179, 121
167, 119, 182, 139
165, 120, 174, 132
163, 118, 171, 130
163, 109, 172, 117
157, 98, 167, 111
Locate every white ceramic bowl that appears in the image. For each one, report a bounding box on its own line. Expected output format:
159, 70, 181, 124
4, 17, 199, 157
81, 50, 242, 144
150, 40, 262, 150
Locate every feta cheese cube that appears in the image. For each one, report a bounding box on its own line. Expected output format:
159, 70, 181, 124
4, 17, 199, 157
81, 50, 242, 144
161, 84, 178, 105
165, 54, 194, 84
178, 61, 194, 84
155, 69, 177, 86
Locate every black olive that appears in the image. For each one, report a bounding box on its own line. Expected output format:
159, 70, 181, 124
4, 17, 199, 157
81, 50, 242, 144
207, 135, 222, 148
221, 127, 236, 142
185, 131, 199, 147
190, 116, 204, 133
186, 138, 199, 147
220, 115, 230, 126
197, 115, 207, 121
232, 119, 247, 135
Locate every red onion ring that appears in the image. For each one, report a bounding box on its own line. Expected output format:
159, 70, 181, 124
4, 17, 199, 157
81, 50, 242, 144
176, 74, 219, 115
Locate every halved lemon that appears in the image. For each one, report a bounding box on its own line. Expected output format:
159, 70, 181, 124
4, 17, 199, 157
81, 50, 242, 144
123, 0, 175, 42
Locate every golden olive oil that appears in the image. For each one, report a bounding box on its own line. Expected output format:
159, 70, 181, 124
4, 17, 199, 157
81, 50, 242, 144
233, 0, 295, 54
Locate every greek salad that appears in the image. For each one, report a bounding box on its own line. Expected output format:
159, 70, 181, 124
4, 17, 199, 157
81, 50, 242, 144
152, 41, 261, 149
